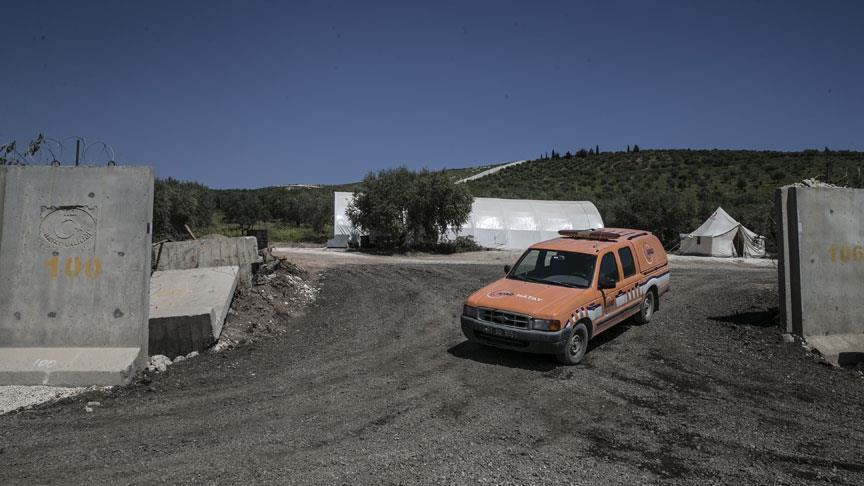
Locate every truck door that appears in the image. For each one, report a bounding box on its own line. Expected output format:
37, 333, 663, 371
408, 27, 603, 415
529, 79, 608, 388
597, 252, 623, 331
615, 245, 642, 313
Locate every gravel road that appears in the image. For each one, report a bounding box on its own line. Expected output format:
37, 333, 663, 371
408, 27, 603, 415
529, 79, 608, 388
2, 263, 863, 484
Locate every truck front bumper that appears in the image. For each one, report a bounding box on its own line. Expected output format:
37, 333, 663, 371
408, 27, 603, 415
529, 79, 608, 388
460, 315, 573, 354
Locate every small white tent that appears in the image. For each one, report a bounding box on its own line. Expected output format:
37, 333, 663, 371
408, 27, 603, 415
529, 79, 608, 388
680, 207, 765, 258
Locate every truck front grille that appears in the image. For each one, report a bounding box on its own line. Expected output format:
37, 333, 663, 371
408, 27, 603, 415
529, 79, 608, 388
477, 309, 530, 328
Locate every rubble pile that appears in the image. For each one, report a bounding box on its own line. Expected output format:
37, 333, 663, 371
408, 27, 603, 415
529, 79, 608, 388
145, 351, 199, 373
794, 178, 840, 188
213, 260, 318, 350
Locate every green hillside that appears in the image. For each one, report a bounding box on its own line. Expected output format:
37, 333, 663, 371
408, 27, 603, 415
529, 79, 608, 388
464, 149, 864, 251
156, 149, 864, 252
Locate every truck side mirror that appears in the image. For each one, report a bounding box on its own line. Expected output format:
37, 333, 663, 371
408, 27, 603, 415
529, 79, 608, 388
598, 275, 616, 290
504, 264, 511, 274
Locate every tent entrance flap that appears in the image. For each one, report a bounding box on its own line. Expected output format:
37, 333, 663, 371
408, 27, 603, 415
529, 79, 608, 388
733, 231, 744, 258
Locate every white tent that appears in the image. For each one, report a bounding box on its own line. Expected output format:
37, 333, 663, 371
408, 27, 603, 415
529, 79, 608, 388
454, 197, 603, 249
679, 207, 765, 258
332, 192, 604, 250
333, 192, 358, 240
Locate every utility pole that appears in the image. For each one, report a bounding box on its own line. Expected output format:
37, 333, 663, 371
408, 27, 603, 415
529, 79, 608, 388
75, 140, 81, 166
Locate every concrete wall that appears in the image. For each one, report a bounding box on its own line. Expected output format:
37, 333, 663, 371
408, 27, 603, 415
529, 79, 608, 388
153, 236, 260, 286
779, 186, 864, 365
0, 166, 154, 385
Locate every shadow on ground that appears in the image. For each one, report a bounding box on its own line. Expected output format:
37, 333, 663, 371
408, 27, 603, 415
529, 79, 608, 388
447, 341, 557, 371
709, 307, 779, 327
447, 322, 634, 371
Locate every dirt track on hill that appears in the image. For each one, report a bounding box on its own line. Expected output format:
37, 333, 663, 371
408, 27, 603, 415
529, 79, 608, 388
2, 263, 864, 484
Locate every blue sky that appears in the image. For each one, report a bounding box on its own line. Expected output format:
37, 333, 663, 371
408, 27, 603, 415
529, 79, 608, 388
1, 1, 861, 188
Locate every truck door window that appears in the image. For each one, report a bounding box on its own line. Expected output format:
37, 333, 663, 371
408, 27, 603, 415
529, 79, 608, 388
598, 253, 620, 287
618, 247, 636, 278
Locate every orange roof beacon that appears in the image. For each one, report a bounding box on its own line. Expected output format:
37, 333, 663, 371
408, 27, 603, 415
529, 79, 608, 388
461, 228, 670, 365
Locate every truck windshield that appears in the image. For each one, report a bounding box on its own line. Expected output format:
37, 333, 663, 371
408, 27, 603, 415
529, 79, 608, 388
507, 249, 597, 289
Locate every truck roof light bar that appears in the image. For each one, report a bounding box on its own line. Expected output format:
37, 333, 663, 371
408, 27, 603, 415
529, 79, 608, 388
557, 229, 622, 242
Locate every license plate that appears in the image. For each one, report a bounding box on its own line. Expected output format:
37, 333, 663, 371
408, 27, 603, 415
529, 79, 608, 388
484, 325, 516, 339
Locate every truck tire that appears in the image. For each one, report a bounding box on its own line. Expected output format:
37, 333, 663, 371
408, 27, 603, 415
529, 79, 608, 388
557, 322, 589, 365
635, 289, 656, 324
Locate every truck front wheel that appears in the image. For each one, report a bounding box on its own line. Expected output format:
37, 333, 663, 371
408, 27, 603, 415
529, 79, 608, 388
557, 322, 589, 365
635, 289, 656, 324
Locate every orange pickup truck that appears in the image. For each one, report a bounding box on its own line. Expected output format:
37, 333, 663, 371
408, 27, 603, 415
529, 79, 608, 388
461, 228, 670, 364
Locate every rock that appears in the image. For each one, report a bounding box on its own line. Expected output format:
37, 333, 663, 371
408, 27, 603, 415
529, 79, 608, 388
173, 355, 185, 363
781, 333, 795, 343
84, 406, 94, 413
186, 351, 199, 359
86, 401, 101, 407
147, 354, 172, 373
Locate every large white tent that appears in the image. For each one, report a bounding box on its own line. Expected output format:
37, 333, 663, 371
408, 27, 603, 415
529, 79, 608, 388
332, 192, 604, 250
679, 207, 765, 258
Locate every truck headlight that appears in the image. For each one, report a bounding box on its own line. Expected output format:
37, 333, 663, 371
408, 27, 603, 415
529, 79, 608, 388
531, 318, 561, 331
463, 305, 479, 319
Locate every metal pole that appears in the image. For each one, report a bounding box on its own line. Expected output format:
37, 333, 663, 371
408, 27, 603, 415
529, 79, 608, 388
75, 140, 80, 166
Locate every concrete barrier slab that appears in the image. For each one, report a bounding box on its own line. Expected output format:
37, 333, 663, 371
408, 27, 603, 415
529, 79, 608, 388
148, 266, 238, 358
154, 237, 260, 286
806, 335, 864, 367
0, 347, 140, 386
0, 166, 153, 385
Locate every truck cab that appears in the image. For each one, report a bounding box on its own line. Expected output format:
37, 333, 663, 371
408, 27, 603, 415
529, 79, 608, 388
461, 228, 670, 364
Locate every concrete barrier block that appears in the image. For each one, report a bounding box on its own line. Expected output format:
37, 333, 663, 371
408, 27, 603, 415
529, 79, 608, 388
148, 266, 239, 358
775, 187, 793, 334
780, 186, 864, 365
0, 166, 153, 385
154, 237, 260, 286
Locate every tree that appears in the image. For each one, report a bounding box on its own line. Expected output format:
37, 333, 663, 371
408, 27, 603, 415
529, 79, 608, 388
153, 178, 215, 239
347, 167, 473, 248
222, 191, 270, 231
595, 144, 600, 154
626, 145, 630, 153
609, 190, 700, 248
633, 144, 640, 153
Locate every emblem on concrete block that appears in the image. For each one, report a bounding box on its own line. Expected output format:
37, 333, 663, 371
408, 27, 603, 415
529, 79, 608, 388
40, 206, 97, 249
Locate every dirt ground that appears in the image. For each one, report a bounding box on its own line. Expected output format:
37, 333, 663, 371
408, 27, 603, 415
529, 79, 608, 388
2, 258, 863, 484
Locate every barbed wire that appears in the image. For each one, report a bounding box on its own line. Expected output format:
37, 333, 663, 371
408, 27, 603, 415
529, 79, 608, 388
0, 135, 118, 166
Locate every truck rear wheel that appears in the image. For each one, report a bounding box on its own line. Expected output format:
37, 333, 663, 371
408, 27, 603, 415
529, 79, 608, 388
635, 289, 656, 324
557, 322, 589, 365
